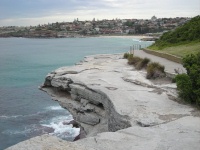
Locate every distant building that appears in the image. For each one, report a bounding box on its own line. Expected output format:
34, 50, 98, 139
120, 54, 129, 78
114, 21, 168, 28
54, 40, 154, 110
151, 16, 157, 21
95, 27, 100, 32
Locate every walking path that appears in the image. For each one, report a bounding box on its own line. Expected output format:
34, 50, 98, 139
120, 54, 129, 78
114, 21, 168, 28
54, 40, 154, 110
134, 50, 186, 74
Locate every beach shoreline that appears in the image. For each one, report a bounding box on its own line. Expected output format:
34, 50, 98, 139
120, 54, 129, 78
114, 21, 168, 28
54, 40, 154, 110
99, 35, 153, 39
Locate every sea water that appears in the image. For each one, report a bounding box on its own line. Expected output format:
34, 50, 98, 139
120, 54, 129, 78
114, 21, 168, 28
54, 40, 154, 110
0, 37, 153, 149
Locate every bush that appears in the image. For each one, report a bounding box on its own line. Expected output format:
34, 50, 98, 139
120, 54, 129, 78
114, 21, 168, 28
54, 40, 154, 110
123, 53, 130, 59
127, 54, 134, 64
128, 56, 143, 65
136, 57, 151, 70
146, 62, 165, 79
175, 52, 200, 106
175, 74, 193, 102
171, 77, 176, 83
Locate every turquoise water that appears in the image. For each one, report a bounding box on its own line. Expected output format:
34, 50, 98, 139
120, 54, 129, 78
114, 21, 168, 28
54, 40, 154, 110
0, 37, 153, 149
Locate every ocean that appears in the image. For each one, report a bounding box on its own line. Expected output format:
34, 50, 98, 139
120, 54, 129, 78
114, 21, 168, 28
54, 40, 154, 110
0, 37, 153, 149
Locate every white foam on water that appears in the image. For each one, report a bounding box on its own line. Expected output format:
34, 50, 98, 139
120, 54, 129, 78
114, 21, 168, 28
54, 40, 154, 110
46, 105, 64, 111
0, 115, 23, 119
41, 116, 79, 140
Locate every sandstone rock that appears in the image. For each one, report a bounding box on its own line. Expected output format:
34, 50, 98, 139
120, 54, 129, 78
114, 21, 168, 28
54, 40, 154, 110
77, 113, 100, 125
81, 99, 89, 107
83, 103, 95, 112
43, 73, 55, 86
51, 77, 72, 90
6, 134, 92, 150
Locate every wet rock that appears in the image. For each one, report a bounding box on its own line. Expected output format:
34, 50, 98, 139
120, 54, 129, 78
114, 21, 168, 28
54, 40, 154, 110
74, 127, 87, 141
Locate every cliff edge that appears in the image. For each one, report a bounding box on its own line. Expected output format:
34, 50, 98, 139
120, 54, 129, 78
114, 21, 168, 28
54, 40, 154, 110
7, 54, 200, 150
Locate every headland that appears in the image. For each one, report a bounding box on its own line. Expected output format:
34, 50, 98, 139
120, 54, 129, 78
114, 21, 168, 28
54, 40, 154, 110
6, 53, 200, 150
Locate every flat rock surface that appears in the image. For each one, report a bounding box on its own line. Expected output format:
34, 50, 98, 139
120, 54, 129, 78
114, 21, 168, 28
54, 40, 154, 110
54, 54, 192, 126
6, 134, 94, 150
7, 54, 200, 150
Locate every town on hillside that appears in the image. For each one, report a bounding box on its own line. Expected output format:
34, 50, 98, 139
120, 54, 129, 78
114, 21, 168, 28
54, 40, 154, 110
0, 16, 190, 38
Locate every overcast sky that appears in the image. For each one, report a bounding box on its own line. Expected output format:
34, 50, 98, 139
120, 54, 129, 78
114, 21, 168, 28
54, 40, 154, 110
0, 0, 199, 26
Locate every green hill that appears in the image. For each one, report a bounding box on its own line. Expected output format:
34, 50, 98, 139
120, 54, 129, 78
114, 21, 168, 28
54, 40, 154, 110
149, 16, 200, 50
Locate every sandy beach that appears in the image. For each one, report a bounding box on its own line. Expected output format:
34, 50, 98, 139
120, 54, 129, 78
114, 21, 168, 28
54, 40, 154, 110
99, 35, 153, 39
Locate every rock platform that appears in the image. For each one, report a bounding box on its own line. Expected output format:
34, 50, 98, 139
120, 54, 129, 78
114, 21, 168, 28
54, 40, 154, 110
7, 54, 200, 150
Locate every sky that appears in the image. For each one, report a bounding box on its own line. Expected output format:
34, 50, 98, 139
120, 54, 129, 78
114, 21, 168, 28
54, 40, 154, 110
0, 0, 199, 26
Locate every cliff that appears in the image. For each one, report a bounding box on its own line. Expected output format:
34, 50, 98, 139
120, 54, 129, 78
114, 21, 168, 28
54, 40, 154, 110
7, 54, 200, 150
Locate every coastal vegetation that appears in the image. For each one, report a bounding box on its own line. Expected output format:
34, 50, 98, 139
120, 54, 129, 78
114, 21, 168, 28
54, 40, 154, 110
124, 53, 165, 79
123, 53, 130, 59
147, 15, 200, 107
149, 15, 200, 57
136, 58, 151, 70
128, 55, 143, 66
146, 62, 165, 79
175, 52, 200, 107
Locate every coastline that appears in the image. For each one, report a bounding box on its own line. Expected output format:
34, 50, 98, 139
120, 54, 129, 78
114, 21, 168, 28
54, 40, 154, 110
6, 53, 200, 150
0, 34, 153, 40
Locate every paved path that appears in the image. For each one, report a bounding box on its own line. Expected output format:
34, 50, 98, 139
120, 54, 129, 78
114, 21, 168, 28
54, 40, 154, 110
134, 50, 186, 74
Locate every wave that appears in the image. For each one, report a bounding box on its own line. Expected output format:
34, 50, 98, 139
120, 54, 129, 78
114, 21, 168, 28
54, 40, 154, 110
2, 124, 55, 136
0, 115, 23, 119
0, 111, 47, 120
1, 106, 76, 140
46, 106, 64, 111
41, 116, 79, 141
2, 115, 77, 140
0, 105, 67, 120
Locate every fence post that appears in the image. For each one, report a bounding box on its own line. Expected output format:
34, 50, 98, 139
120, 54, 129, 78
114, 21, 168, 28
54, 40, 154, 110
130, 46, 132, 54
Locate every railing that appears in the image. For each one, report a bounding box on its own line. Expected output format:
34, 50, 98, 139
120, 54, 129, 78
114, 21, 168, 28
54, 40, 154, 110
129, 44, 142, 54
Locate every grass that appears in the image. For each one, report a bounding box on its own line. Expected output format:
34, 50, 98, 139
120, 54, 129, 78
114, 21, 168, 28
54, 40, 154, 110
128, 55, 143, 65
124, 52, 166, 79
123, 53, 130, 59
136, 58, 151, 70
149, 41, 200, 58
146, 62, 165, 79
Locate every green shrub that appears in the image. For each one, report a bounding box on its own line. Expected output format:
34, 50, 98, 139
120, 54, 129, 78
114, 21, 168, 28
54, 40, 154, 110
146, 62, 165, 79
129, 56, 143, 66
175, 52, 200, 106
127, 54, 134, 64
123, 53, 130, 59
171, 77, 176, 83
175, 74, 193, 103
136, 57, 151, 70
127, 54, 141, 65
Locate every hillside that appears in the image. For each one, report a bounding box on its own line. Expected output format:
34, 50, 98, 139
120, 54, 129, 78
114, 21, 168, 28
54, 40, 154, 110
149, 15, 200, 52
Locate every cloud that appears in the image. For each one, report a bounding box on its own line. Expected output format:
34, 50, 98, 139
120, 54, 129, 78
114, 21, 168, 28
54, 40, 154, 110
0, 0, 199, 26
